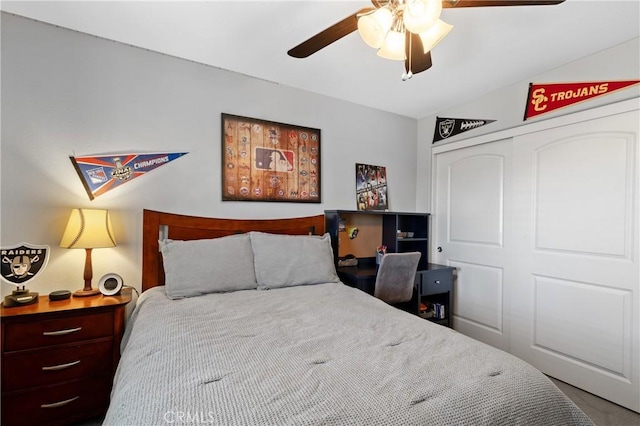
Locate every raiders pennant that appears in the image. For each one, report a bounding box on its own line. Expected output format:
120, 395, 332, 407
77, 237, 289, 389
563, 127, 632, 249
1, 243, 50, 285
71, 152, 188, 200
524, 80, 640, 120
433, 117, 496, 143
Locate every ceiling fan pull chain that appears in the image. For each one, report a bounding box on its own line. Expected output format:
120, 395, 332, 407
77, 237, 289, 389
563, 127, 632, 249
402, 31, 413, 81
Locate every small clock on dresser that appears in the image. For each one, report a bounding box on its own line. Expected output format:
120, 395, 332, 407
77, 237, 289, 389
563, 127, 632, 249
0, 289, 132, 426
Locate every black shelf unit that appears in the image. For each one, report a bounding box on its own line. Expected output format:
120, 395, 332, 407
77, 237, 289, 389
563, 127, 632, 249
325, 210, 430, 270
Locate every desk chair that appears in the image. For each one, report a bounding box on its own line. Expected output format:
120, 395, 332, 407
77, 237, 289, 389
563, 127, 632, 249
373, 252, 421, 311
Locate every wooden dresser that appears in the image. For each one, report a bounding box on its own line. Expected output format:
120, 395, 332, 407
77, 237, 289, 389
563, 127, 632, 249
1, 290, 131, 426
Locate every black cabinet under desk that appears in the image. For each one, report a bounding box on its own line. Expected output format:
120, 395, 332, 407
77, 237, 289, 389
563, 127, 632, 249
416, 264, 455, 328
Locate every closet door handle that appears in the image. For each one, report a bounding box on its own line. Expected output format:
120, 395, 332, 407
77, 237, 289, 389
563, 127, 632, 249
42, 360, 81, 371
43, 327, 82, 336
437, 247, 443, 252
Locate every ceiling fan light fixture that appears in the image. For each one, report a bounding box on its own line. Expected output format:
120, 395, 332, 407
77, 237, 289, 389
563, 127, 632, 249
377, 29, 406, 61
403, 0, 442, 34
418, 19, 453, 53
357, 7, 394, 49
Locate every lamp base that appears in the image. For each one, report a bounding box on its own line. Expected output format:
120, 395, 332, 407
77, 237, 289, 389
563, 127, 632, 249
73, 288, 101, 297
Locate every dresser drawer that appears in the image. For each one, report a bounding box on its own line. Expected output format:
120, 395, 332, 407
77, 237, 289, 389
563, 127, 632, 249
3, 311, 114, 351
420, 269, 453, 296
1, 375, 111, 426
2, 339, 113, 392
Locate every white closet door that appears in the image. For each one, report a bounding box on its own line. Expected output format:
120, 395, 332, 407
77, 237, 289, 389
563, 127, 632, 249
510, 110, 639, 412
433, 138, 514, 350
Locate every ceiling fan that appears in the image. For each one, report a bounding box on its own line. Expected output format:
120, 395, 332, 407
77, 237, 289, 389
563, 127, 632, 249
288, 0, 566, 80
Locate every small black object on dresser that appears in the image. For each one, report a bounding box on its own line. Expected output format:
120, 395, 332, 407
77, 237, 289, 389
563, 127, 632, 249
49, 289, 71, 301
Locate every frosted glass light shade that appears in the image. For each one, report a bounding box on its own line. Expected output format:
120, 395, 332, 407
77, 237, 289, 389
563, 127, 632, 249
403, 0, 442, 34
419, 19, 453, 53
60, 209, 116, 249
357, 7, 394, 49
377, 30, 406, 60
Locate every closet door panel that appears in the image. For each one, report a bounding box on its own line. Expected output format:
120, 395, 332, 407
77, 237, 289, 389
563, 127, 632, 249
433, 139, 513, 350
450, 260, 503, 333
511, 110, 639, 412
534, 135, 630, 257
533, 275, 631, 376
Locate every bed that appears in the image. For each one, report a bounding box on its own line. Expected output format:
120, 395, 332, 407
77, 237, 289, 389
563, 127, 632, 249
103, 209, 593, 425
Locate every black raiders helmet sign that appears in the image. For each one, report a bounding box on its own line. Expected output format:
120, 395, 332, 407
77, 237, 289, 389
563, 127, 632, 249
1, 243, 50, 285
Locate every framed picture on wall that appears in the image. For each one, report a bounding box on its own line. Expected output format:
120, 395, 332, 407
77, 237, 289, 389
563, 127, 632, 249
356, 163, 388, 211
221, 114, 321, 203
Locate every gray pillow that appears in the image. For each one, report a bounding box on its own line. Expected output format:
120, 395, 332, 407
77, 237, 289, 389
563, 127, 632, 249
160, 233, 257, 299
250, 232, 339, 290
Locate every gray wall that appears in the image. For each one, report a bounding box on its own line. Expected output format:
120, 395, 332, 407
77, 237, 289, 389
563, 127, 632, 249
2, 11, 638, 299
416, 37, 640, 212
0, 13, 418, 297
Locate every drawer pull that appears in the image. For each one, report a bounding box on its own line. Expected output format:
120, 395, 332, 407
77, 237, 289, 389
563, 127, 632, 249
42, 327, 82, 336
434, 280, 441, 284
41, 396, 79, 409
42, 360, 81, 371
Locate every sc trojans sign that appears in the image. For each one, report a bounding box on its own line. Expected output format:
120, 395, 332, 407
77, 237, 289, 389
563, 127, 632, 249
524, 80, 639, 120
71, 152, 188, 200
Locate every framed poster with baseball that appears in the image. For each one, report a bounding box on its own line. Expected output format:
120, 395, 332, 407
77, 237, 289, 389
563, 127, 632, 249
222, 114, 321, 203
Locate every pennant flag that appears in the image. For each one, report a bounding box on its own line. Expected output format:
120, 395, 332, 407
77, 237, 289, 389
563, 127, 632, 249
71, 152, 188, 200
433, 117, 496, 143
524, 80, 640, 120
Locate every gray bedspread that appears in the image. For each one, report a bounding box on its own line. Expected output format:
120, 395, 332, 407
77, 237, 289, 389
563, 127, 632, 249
104, 282, 592, 425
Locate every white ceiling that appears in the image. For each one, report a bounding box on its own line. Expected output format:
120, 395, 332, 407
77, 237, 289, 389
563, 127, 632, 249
2, 1, 639, 119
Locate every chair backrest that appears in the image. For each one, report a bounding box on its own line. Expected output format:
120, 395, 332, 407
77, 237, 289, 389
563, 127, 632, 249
373, 252, 422, 304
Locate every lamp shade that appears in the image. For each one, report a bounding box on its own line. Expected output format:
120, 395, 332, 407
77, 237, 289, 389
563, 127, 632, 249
377, 30, 406, 61
403, 0, 442, 34
357, 7, 394, 49
418, 19, 453, 53
60, 209, 116, 249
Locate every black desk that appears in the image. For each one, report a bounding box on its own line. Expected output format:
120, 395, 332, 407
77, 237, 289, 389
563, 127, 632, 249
337, 261, 379, 295
338, 262, 455, 327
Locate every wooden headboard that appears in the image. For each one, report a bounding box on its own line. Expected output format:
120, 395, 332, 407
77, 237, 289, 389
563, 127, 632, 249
142, 209, 325, 292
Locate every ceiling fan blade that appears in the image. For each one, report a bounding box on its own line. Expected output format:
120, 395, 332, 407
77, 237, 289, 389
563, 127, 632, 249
405, 32, 433, 75
288, 7, 373, 58
443, 0, 565, 7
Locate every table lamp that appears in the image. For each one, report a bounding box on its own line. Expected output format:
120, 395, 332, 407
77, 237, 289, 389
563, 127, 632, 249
60, 208, 116, 297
